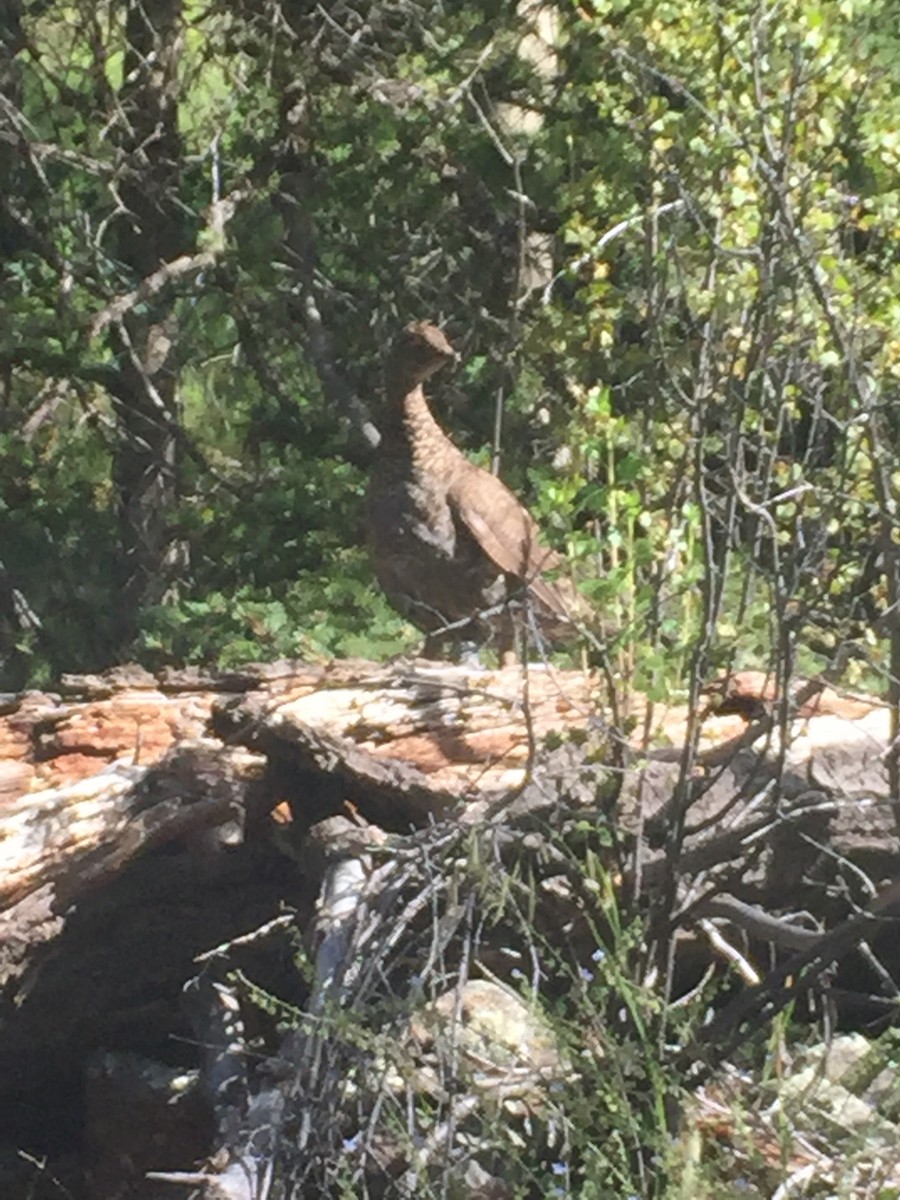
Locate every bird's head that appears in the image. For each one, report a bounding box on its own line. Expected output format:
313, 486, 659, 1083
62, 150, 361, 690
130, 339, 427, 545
388, 321, 457, 387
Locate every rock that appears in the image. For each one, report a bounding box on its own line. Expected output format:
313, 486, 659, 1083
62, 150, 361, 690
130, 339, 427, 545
409, 978, 566, 1098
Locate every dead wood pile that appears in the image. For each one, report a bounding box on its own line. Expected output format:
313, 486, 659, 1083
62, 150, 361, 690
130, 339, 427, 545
0, 659, 897, 1199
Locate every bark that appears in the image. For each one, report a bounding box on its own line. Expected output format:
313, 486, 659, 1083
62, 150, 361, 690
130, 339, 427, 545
109, 0, 187, 642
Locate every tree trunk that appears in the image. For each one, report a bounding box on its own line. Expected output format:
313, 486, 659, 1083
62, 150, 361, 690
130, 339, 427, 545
110, 0, 186, 644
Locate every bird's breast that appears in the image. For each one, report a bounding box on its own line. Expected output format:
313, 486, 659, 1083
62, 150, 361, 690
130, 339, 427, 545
367, 466, 457, 559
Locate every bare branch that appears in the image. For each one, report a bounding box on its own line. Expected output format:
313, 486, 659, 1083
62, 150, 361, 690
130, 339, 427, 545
89, 189, 247, 338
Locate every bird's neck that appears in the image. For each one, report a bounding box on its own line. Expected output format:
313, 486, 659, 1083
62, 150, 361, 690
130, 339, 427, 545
381, 383, 451, 451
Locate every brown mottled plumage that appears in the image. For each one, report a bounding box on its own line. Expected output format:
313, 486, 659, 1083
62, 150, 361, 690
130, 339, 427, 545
366, 321, 577, 660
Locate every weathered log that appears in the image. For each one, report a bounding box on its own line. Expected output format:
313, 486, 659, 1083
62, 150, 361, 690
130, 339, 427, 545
0, 741, 265, 912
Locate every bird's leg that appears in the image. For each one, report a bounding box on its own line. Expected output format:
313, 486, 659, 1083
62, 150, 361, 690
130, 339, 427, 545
422, 625, 484, 664
422, 631, 447, 660
497, 614, 519, 668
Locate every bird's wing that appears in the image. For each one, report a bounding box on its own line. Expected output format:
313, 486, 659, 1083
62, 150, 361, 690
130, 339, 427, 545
447, 464, 572, 618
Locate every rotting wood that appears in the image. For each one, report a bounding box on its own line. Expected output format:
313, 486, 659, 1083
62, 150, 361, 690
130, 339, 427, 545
0, 741, 265, 910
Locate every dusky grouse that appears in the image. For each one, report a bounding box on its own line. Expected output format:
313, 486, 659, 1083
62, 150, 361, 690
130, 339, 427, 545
367, 320, 577, 661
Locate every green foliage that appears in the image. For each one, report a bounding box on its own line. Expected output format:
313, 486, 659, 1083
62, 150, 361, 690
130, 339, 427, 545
135, 570, 417, 668
2, 0, 899, 715
520, 0, 900, 708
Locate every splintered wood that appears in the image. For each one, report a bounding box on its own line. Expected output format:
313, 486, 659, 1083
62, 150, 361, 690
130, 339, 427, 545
2, 659, 883, 807
0, 658, 891, 913
0, 744, 264, 908
256, 664, 605, 793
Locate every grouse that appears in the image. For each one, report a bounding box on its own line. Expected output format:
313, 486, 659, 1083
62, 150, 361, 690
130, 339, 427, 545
367, 320, 577, 661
